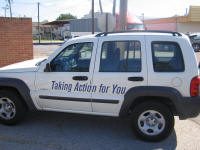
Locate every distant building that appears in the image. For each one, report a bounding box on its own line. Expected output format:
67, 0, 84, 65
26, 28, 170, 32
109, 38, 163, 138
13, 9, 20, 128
70, 18, 101, 37
37, 12, 144, 39
82, 12, 102, 19
44, 20, 70, 40
144, 6, 200, 33
32, 22, 52, 40
33, 20, 70, 40
71, 12, 143, 37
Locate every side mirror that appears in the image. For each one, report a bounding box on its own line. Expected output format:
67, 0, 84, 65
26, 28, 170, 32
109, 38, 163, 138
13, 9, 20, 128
44, 63, 51, 72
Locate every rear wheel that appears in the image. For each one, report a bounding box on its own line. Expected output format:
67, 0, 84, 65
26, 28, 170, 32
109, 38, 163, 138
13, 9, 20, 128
131, 101, 174, 142
0, 90, 27, 125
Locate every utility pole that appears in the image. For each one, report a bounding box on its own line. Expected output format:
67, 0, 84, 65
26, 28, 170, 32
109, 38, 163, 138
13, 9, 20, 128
142, 13, 145, 30
112, 0, 116, 16
37, 2, 40, 44
2, 5, 9, 17
7, 0, 12, 18
119, 0, 128, 31
105, 13, 108, 32
99, 0, 103, 14
92, 0, 94, 34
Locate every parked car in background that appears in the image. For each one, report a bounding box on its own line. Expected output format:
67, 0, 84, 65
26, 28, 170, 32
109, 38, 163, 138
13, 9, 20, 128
189, 33, 200, 52
64, 35, 72, 41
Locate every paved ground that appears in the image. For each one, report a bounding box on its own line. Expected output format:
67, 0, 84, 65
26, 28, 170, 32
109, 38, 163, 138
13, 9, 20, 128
34, 44, 60, 58
195, 52, 200, 63
3, 45, 195, 150
191, 113, 200, 124
0, 112, 200, 150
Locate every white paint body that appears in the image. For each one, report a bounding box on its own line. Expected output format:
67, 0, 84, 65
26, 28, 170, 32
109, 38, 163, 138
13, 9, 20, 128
0, 33, 198, 117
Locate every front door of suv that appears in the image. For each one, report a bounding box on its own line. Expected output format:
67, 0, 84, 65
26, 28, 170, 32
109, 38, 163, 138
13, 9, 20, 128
91, 35, 148, 116
35, 38, 97, 112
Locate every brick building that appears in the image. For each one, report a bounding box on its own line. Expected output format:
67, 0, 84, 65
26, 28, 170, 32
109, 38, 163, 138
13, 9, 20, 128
0, 17, 33, 67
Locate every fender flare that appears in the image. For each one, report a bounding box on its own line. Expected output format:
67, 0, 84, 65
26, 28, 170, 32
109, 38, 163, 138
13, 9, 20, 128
119, 86, 184, 117
0, 78, 36, 111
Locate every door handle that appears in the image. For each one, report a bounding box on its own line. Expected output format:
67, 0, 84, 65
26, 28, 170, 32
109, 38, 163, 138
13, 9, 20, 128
72, 76, 88, 81
128, 77, 144, 81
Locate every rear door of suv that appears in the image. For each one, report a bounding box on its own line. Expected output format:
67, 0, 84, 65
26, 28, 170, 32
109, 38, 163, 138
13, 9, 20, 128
91, 35, 148, 116
145, 35, 196, 97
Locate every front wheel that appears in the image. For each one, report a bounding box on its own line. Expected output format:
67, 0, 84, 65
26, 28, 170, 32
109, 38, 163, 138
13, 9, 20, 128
0, 90, 27, 125
131, 101, 174, 142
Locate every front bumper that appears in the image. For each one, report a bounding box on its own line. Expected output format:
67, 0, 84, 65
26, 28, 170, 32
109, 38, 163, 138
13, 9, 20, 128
178, 97, 200, 120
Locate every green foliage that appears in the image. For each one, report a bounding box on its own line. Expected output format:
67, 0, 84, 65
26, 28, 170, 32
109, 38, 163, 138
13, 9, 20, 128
56, 13, 77, 20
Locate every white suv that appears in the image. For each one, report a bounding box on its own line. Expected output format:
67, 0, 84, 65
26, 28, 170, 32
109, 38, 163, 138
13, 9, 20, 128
0, 31, 200, 142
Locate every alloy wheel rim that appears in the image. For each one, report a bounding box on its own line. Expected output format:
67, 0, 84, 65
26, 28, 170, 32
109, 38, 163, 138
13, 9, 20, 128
0, 97, 16, 120
138, 110, 166, 136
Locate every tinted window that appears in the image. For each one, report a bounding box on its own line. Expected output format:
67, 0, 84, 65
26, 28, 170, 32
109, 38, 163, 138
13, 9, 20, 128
100, 41, 141, 72
51, 42, 93, 72
152, 41, 184, 72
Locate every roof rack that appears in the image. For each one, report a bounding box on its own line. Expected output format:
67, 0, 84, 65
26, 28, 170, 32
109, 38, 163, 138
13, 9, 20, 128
95, 30, 182, 37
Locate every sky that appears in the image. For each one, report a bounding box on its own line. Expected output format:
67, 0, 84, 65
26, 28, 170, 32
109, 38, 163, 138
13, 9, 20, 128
0, 0, 200, 22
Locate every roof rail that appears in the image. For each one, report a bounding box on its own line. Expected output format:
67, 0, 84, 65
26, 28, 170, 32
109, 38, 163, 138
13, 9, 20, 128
95, 30, 182, 37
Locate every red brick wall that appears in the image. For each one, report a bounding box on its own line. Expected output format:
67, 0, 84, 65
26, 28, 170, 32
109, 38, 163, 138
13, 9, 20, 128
0, 17, 33, 67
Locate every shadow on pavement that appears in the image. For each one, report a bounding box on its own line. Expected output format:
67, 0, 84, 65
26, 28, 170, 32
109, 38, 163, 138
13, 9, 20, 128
0, 111, 177, 150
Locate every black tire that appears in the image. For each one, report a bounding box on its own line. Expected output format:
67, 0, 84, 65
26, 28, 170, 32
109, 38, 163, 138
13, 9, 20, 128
131, 101, 174, 142
0, 90, 27, 125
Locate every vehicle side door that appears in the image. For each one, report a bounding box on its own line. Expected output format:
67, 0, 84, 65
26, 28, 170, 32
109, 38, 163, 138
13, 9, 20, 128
91, 35, 148, 116
34, 38, 98, 112
145, 35, 196, 97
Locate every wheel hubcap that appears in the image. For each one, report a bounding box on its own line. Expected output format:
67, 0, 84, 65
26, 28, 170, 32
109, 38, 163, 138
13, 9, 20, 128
138, 110, 165, 136
0, 97, 16, 120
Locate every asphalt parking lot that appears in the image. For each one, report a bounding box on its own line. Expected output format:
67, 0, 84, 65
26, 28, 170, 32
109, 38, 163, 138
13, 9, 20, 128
0, 45, 198, 150
34, 44, 60, 58
0, 111, 200, 150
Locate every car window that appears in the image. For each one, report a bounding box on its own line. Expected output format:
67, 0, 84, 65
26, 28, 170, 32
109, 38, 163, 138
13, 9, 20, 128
152, 41, 184, 72
100, 41, 141, 72
50, 42, 93, 72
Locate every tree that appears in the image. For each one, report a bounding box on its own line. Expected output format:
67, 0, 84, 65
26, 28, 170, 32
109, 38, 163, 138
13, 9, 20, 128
56, 13, 77, 20
6, 0, 13, 17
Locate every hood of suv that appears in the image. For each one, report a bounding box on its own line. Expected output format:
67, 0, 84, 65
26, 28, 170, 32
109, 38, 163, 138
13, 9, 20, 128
0, 58, 46, 73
